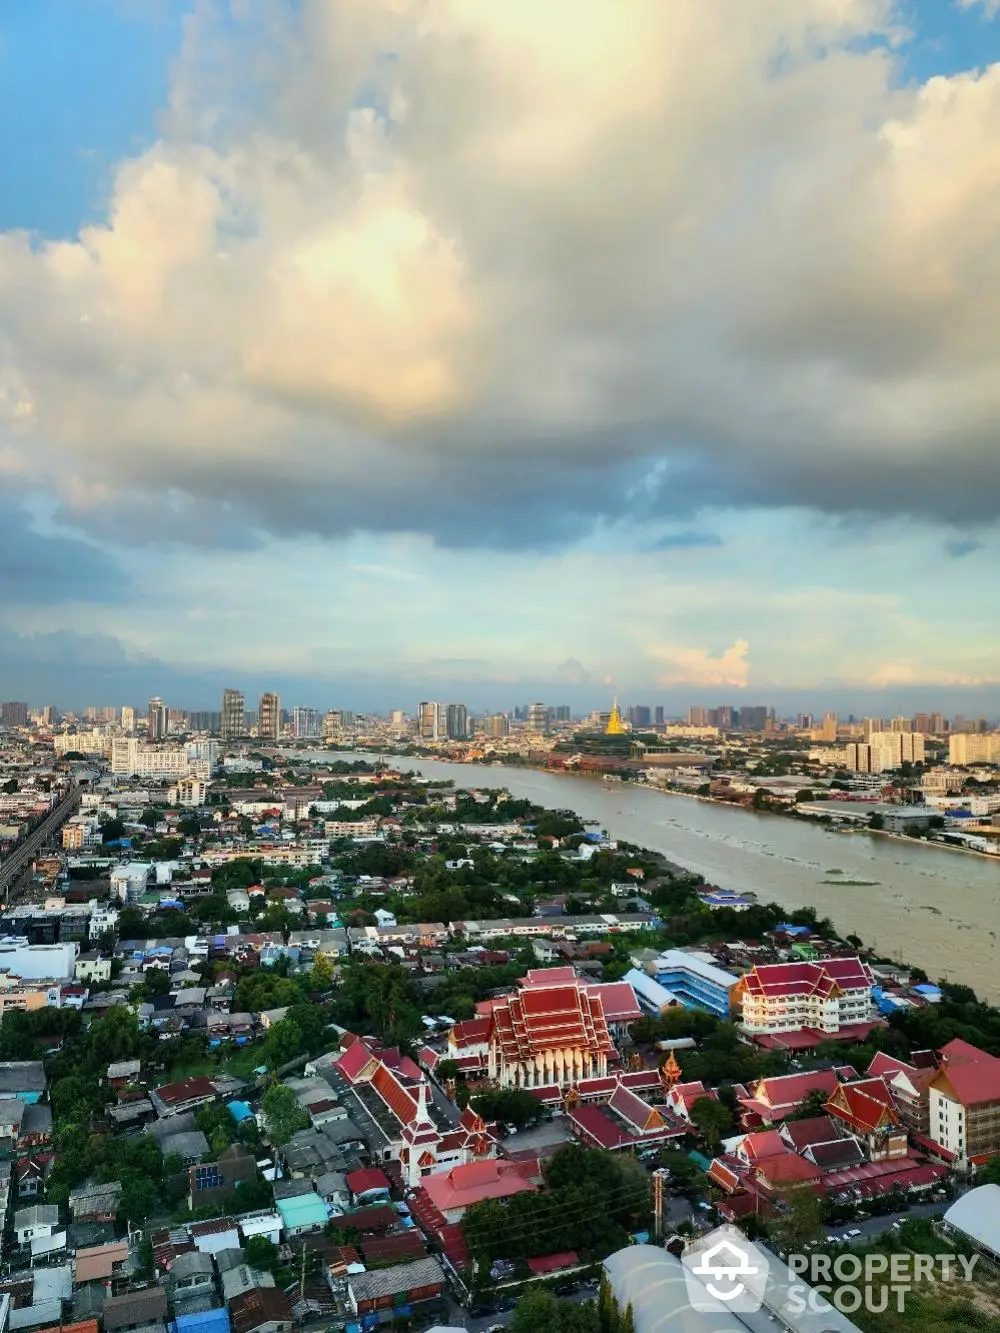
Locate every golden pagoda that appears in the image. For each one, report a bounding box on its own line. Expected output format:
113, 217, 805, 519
605, 698, 625, 735
660, 1050, 682, 1089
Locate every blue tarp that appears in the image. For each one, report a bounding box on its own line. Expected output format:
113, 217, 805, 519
227, 1100, 254, 1123
170, 1308, 230, 1333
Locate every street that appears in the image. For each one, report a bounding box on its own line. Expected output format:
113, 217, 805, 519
0, 784, 82, 900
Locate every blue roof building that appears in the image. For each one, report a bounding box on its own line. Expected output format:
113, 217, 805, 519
170, 1309, 230, 1333
276, 1191, 329, 1237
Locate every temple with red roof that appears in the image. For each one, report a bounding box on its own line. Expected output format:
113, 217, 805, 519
825, 1079, 908, 1161
334, 1037, 497, 1186
486, 968, 617, 1090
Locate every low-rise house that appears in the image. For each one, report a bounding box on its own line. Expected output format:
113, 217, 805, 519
221, 1266, 275, 1304
161, 1130, 211, 1166
228, 1287, 294, 1333
312, 1170, 349, 1210
101, 1286, 168, 1333
346, 1256, 445, 1322
188, 1145, 257, 1210
150, 1076, 218, 1118
69, 1180, 122, 1222
167, 1250, 215, 1303
16, 1155, 47, 1199
275, 1191, 328, 1237
14, 1203, 60, 1246
107, 1059, 143, 1089
0, 1061, 46, 1103
75, 954, 112, 984
73, 1240, 130, 1284
189, 1217, 240, 1255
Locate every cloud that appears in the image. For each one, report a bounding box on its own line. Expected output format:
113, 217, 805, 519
650, 530, 724, 551
957, 0, 1000, 17
649, 638, 751, 689
555, 657, 590, 686
6, 2, 1000, 550
0, 505, 125, 606
943, 537, 982, 558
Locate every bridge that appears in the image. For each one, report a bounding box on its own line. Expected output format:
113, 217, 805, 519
0, 784, 83, 900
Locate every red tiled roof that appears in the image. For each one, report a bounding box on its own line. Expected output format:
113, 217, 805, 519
154, 1075, 216, 1106
421, 1159, 538, 1214
527, 1251, 579, 1274
740, 1130, 788, 1162
757, 1154, 821, 1187
584, 980, 643, 1024
780, 1116, 839, 1150
335, 1039, 378, 1084
608, 1083, 663, 1132
488, 972, 615, 1067
450, 1017, 491, 1047
360, 1231, 427, 1263
739, 957, 873, 1000
827, 1080, 901, 1134
345, 1168, 391, 1196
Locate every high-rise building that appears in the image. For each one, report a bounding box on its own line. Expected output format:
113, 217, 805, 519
146, 697, 168, 742
446, 703, 469, 740
818, 711, 838, 742
258, 692, 280, 742
390, 710, 408, 731
293, 707, 321, 738
526, 702, 548, 734
737, 705, 768, 731
912, 713, 931, 734
488, 714, 510, 738
555, 705, 572, 723
891, 716, 912, 733
949, 734, 1000, 766
41, 705, 58, 727
221, 689, 245, 741
654, 706, 665, 727
687, 706, 711, 727
418, 701, 447, 741
189, 711, 222, 733
712, 705, 734, 730
930, 713, 945, 734
628, 705, 652, 729
121, 706, 136, 734
0, 702, 29, 728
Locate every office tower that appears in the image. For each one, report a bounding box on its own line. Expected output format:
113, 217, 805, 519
41, 705, 58, 727
819, 711, 838, 742
418, 701, 446, 740
912, 713, 931, 734
488, 714, 510, 738
737, 705, 768, 731
628, 705, 652, 729
891, 716, 912, 733
930, 713, 945, 734
797, 713, 814, 730
121, 706, 136, 734
293, 706, 321, 738
146, 697, 167, 742
554, 705, 571, 723
687, 705, 710, 727
221, 689, 245, 741
526, 702, 548, 734
446, 703, 469, 740
654, 706, 665, 727
0, 702, 29, 728
712, 705, 734, 730
188, 711, 221, 732
258, 692, 280, 742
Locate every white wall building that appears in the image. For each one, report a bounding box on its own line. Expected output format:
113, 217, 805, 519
0, 940, 76, 981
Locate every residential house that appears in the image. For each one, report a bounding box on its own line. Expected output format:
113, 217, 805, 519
221, 1265, 275, 1304
867, 1052, 934, 1134
150, 1076, 218, 1118
74, 954, 112, 984
189, 1217, 240, 1255
107, 1059, 143, 1090
101, 1287, 168, 1333
13, 1203, 59, 1246
188, 1145, 257, 1210
167, 1251, 215, 1304
346, 1256, 445, 1322
228, 1287, 294, 1333
73, 1241, 130, 1285
0, 1061, 46, 1103
69, 1180, 122, 1222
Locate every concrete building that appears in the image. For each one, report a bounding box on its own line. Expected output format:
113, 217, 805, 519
221, 689, 246, 741
146, 698, 167, 742
111, 738, 190, 778
735, 957, 875, 1037
0, 940, 76, 981
486, 968, 615, 1090
257, 693, 280, 742
949, 734, 1000, 766
647, 950, 740, 1019
927, 1039, 1000, 1169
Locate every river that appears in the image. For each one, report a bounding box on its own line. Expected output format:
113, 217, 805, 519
282, 750, 1000, 1000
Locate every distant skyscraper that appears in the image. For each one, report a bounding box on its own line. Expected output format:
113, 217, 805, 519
221, 689, 245, 741
737, 705, 767, 731
628, 705, 652, 729
488, 713, 510, 738
418, 701, 445, 740
293, 706, 321, 738
0, 702, 29, 728
712, 705, 734, 729
555, 705, 571, 723
687, 706, 710, 727
446, 703, 469, 740
41, 705, 58, 727
146, 697, 167, 742
258, 692, 280, 742
390, 710, 408, 731
819, 711, 838, 742
189, 711, 222, 732
654, 706, 665, 727
526, 702, 548, 734
891, 716, 912, 733
121, 706, 136, 735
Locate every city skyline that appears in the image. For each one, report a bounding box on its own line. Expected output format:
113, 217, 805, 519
3, 3, 1000, 703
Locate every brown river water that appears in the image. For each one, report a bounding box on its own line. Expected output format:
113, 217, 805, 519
286, 751, 1000, 1001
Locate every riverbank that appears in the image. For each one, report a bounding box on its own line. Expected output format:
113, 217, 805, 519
289, 749, 1000, 999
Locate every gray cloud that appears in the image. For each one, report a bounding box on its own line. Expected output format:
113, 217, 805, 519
0, 505, 125, 606
3, 2, 1000, 551
944, 537, 983, 558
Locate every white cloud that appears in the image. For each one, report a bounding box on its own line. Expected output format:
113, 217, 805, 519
649, 638, 751, 689
3, 1, 1000, 549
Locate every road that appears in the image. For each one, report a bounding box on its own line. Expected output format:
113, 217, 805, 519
0, 784, 82, 899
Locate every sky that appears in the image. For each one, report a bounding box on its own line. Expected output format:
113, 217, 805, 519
3, 0, 1000, 715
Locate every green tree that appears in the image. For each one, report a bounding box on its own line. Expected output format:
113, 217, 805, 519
139, 808, 161, 828
101, 817, 126, 843
264, 1018, 304, 1069
689, 1095, 734, 1150
244, 1235, 277, 1271
261, 1083, 309, 1146
768, 1185, 823, 1253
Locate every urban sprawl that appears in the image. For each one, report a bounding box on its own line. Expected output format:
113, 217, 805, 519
1, 696, 1000, 1332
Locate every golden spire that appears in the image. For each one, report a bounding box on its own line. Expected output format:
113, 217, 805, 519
606, 698, 625, 735
661, 1051, 682, 1088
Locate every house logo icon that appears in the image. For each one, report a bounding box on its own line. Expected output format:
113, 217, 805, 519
681, 1225, 770, 1313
